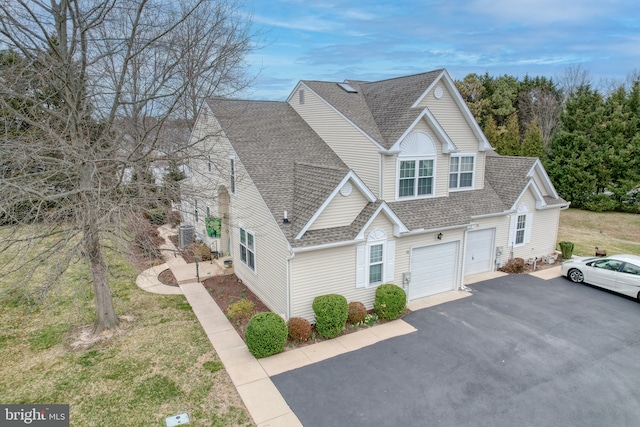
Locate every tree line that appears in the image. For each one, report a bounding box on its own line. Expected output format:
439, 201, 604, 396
456, 70, 640, 212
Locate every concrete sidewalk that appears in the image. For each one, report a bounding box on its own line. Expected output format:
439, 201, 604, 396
137, 227, 561, 425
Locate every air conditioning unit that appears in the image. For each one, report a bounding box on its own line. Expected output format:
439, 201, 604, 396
178, 225, 194, 250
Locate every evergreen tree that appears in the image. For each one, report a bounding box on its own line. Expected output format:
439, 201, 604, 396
495, 113, 520, 156
545, 85, 605, 208
483, 116, 500, 149
521, 119, 545, 158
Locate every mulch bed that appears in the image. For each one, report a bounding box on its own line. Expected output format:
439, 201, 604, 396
159, 231, 404, 349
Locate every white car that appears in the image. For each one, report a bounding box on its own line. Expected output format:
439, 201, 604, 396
561, 254, 640, 300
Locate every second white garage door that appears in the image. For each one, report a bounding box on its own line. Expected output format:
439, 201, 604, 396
465, 228, 495, 276
410, 242, 459, 300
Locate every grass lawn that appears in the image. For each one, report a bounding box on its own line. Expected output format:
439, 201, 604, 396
0, 233, 253, 426
558, 208, 640, 257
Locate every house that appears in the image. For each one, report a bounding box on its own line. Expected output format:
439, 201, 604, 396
182, 69, 569, 321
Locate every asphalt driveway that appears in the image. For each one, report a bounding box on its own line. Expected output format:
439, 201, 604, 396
272, 274, 640, 426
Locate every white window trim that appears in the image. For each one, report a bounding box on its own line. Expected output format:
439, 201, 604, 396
396, 156, 437, 200
509, 204, 532, 248
356, 229, 396, 288
239, 227, 256, 272
449, 153, 476, 192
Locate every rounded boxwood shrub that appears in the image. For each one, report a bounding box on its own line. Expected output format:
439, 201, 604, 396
347, 301, 367, 324
374, 284, 406, 321
287, 317, 312, 343
245, 312, 287, 358
312, 294, 348, 339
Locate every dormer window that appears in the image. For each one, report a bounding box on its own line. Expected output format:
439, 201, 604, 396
449, 154, 475, 190
397, 132, 437, 200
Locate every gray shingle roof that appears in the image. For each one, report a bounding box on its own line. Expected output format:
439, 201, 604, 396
302, 70, 443, 149
206, 99, 349, 242
204, 75, 567, 250
485, 156, 537, 208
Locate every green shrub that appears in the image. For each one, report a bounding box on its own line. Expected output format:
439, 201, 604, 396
583, 194, 619, 212
287, 317, 312, 342
146, 208, 167, 225
501, 257, 525, 273
312, 294, 348, 339
245, 312, 287, 358
559, 241, 574, 260
226, 299, 254, 321
347, 301, 367, 324
374, 284, 406, 321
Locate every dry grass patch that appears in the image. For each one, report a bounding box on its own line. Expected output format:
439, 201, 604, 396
0, 230, 253, 426
558, 208, 640, 256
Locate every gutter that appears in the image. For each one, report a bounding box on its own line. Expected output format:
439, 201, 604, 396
291, 239, 364, 254
400, 222, 473, 237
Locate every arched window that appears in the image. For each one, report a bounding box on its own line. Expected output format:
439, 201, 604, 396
397, 132, 437, 199
356, 229, 396, 288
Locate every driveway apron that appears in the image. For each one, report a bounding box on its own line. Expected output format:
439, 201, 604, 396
271, 275, 640, 427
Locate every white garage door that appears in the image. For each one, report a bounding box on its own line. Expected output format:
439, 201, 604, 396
465, 228, 495, 276
410, 242, 458, 300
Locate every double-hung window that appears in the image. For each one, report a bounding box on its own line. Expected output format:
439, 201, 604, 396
510, 203, 532, 247
369, 244, 384, 284
356, 229, 395, 288
399, 159, 434, 198
239, 228, 255, 271
449, 155, 474, 190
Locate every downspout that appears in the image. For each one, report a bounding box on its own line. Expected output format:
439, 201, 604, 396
460, 225, 470, 291
286, 248, 295, 320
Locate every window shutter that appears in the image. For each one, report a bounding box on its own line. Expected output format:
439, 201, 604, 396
356, 246, 366, 288
384, 241, 396, 282
508, 215, 517, 247
524, 212, 533, 244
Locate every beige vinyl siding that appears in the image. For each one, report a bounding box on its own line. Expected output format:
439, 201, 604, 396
308, 184, 369, 231
531, 168, 550, 196
289, 87, 381, 197
381, 155, 396, 201
230, 171, 290, 317
500, 189, 561, 263
291, 246, 371, 321
421, 85, 486, 189
185, 110, 289, 316
291, 217, 474, 321
290, 214, 398, 321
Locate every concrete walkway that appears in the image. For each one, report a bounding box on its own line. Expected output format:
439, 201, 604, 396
135, 229, 562, 425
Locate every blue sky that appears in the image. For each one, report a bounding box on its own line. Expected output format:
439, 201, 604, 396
240, 0, 640, 100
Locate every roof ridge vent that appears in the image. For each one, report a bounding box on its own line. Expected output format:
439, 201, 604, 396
337, 82, 357, 93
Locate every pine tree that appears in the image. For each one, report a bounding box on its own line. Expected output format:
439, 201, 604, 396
521, 119, 545, 158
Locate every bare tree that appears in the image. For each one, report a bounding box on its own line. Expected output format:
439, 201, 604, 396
557, 64, 591, 101
0, 0, 256, 334
517, 88, 562, 150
